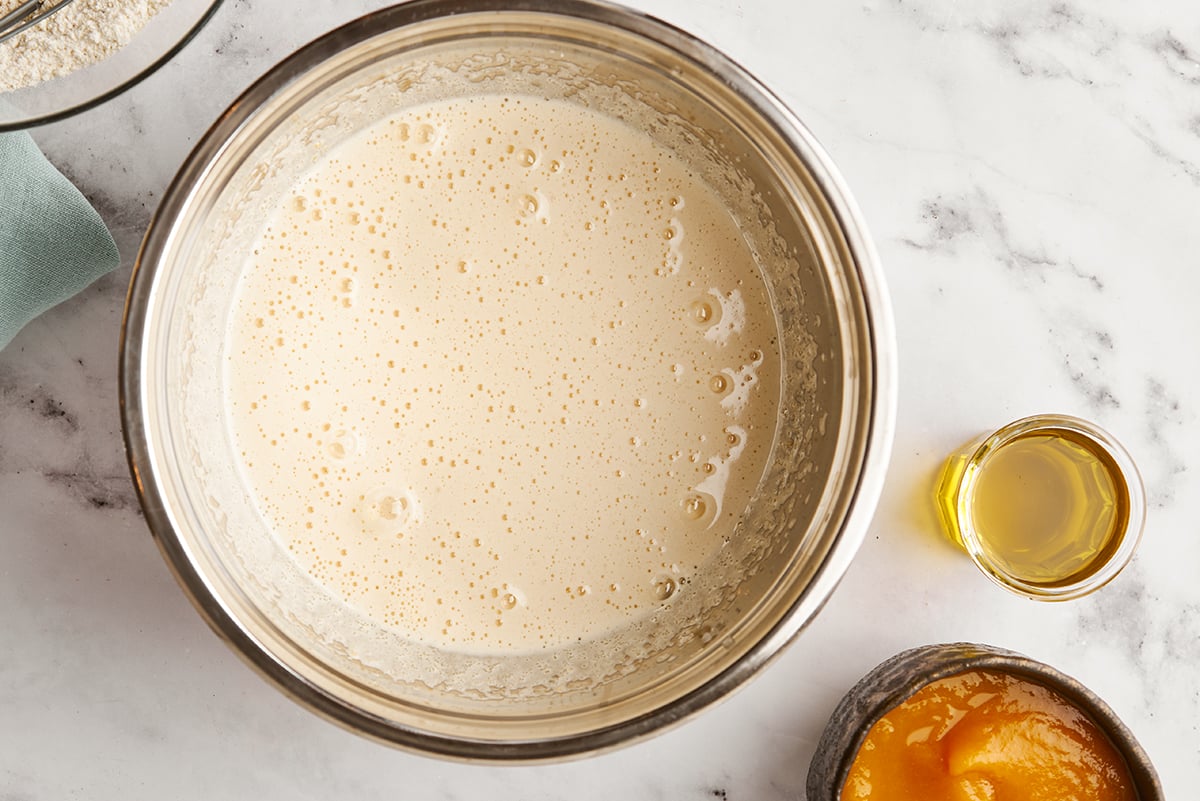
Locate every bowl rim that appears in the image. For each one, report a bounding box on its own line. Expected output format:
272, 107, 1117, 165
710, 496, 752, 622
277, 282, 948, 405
806, 641, 1164, 800
120, 0, 897, 761
0, 0, 226, 132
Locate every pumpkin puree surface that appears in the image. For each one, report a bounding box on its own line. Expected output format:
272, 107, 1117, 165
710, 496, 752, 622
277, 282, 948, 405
842, 670, 1136, 801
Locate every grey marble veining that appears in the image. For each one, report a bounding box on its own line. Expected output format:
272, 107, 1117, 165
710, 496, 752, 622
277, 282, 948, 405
2, 0, 1199, 797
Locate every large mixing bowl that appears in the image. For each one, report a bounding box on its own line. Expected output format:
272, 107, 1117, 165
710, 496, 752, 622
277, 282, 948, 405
121, 0, 895, 760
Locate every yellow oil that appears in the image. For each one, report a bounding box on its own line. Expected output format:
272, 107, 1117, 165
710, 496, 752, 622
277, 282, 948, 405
958, 429, 1130, 587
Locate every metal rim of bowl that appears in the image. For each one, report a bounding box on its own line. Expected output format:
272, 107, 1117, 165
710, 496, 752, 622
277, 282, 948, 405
0, 0, 226, 132
120, 0, 898, 761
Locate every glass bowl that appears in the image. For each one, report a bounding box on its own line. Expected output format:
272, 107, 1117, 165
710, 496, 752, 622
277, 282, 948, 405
0, 0, 224, 131
121, 0, 896, 760
937, 414, 1146, 601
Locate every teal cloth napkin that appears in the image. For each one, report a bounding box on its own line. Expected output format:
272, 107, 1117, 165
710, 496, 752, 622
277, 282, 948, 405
0, 130, 120, 350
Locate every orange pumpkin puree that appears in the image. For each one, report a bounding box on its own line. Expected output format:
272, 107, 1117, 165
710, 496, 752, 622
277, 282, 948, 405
842, 670, 1137, 801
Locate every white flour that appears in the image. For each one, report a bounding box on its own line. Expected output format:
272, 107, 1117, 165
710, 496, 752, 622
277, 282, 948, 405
0, 0, 170, 92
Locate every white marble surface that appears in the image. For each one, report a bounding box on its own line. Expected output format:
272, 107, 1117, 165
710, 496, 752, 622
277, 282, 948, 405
3, 0, 1199, 796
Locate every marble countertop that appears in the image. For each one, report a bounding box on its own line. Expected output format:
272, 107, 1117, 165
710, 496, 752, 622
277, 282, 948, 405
3, 0, 1198, 797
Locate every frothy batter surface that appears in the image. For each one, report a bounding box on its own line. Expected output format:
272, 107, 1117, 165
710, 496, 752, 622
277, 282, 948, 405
226, 95, 781, 652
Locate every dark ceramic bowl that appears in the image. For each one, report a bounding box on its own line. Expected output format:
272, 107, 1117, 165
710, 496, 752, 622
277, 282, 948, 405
807, 642, 1163, 800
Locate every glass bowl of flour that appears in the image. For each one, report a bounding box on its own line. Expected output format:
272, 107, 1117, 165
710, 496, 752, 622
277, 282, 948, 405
121, 0, 896, 760
0, 0, 222, 130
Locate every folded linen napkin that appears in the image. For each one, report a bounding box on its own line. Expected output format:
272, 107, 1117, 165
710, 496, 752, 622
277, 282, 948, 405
0, 130, 120, 350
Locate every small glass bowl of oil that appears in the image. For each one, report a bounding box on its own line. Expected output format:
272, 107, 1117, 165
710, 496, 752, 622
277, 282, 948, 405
937, 414, 1146, 601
